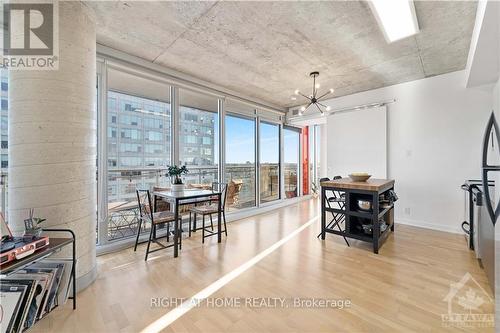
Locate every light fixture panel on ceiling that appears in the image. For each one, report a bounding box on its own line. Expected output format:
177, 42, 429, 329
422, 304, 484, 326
369, 0, 420, 43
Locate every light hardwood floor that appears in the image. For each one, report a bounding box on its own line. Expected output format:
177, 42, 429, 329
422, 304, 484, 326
32, 199, 494, 332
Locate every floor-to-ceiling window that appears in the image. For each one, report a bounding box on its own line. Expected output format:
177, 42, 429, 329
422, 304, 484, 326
225, 114, 256, 210
95, 59, 304, 247
306, 124, 322, 195
105, 68, 171, 241
0, 69, 8, 220
179, 89, 218, 188
259, 121, 280, 203
302, 126, 310, 195
284, 127, 300, 198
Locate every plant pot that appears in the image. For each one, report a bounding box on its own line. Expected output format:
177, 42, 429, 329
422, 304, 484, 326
171, 184, 185, 192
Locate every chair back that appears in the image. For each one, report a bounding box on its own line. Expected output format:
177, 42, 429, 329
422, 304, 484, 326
152, 186, 170, 212
212, 182, 228, 210
136, 189, 153, 222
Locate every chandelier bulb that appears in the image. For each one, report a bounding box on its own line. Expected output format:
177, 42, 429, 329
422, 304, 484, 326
326, 106, 331, 111
329, 88, 334, 93
300, 106, 306, 112
294, 89, 300, 95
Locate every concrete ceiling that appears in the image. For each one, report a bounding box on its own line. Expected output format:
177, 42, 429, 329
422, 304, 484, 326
87, 1, 478, 108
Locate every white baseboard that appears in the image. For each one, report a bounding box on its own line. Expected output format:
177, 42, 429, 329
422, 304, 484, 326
396, 218, 463, 234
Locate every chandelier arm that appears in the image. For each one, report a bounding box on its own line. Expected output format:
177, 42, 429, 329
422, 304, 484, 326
297, 92, 311, 100
315, 103, 324, 114
317, 102, 327, 108
317, 91, 333, 101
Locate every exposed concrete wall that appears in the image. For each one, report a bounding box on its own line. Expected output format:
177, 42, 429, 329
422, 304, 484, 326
8, 1, 97, 290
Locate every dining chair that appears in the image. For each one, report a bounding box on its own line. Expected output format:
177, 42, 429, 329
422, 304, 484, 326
188, 182, 228, 243
135, 189, 182, 260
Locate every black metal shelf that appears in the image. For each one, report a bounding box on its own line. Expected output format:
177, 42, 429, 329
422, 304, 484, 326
1, 238, 73, 275
0, 228, 77, 330
378, 204, 394, 219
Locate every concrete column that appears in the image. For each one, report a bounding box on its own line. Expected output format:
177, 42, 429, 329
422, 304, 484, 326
8, 2, 97, 290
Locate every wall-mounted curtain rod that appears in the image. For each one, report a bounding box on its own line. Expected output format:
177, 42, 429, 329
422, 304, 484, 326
327, 99, 396, 115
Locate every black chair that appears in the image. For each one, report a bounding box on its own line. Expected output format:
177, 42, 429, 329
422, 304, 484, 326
135, 189, 182, 260
317, 176, 349, 246
189, 182, 228, 243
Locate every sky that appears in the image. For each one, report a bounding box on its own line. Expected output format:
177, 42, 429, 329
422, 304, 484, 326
225, 115, 299, 164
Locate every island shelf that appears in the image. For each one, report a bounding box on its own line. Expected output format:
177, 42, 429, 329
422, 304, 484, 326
320, 178, 396, 254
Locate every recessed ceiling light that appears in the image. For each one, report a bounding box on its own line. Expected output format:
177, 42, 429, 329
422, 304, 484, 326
369, 0, 419, 43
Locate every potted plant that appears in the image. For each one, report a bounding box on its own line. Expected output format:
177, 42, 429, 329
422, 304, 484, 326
167, 165, 189, 192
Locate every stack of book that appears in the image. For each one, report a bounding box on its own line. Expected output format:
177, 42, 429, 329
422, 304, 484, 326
0, 259, 73, 333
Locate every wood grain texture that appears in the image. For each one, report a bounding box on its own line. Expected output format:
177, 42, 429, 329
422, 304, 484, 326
321, 178, 395, 192
29, 199, 493, 333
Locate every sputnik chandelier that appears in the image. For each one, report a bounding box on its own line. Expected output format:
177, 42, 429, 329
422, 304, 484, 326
293, 71, 334, 116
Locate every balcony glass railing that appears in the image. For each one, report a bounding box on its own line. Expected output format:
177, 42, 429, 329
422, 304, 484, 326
260, 164, 279, 203
224, 164, 256, 210
105, 165, 257, 241
284, 163, 298, 198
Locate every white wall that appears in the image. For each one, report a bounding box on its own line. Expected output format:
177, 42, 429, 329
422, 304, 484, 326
326, 106, 387, 178
319, 70, 492, 233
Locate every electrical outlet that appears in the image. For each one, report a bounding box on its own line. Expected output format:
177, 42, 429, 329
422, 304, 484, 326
404, 207, 411, 215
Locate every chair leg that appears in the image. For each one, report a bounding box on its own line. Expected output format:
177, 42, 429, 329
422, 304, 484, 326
209, 214, 214, 230
178, 219, 182, 250
134, 218, 143, 252
223, 211, 227, 236
145, 224, 155, 261
202, 215, 205, 244
189, 212, 192, 237
167, 221, 170, 242
193, 213, 197, 232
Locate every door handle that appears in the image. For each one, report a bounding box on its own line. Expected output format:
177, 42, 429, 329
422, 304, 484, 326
481, 112, 500, 225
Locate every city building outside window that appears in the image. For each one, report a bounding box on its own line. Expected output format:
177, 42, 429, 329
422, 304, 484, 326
179, 89, 219, 188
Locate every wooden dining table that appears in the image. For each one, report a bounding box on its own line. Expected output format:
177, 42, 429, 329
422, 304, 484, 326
153, 188, 222, 257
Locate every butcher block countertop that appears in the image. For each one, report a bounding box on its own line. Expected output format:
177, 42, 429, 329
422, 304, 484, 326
321, 178, 395, 193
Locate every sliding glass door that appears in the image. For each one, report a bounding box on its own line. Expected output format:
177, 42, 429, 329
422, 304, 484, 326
106, 68, 171, 241
284, 127, 300, 198
259, 121, 280, 203
225, 114, 256, 211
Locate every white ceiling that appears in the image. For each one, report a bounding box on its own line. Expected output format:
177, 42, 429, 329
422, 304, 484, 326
87, 1, 478, 108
